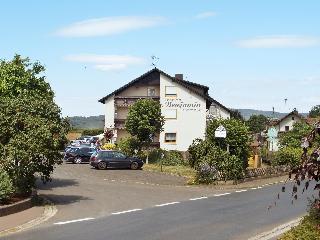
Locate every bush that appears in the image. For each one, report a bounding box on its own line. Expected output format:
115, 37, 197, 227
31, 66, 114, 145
195, 163, 219, 184
0, 168, 14, 203
191, 144, 244, 183
148, 149, 185, 166
101, 143, 116, 150
272, 147, 302, 167
117, 137, 142, 156
82, 129, 103, 136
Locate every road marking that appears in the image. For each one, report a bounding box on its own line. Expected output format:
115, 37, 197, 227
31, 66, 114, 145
235, 189, 248, 193
111, 209, 142, 215
251, 187, 257, 190
189, 196, 208, 201
111, 179, 116, 182
54, 217, 95, 225
155, 202, 180, 207
257, 186, 263, 189
214, 193, 231, 197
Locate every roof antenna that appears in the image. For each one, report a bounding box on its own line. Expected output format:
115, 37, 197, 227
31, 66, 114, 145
151, 55, 159, 68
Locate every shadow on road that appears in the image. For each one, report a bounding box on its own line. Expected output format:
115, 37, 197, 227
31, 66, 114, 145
36, 178, 79, 190
42, 194, 92, 206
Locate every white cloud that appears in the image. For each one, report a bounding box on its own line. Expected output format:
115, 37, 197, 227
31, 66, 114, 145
195, 11, 217, 19
64, 54, 145, 72
56, 16, 166, 37
237, 35, 319, 48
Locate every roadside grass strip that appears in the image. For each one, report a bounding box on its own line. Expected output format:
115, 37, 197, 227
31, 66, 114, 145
54, 217, 95, 225
155, 202, 180, 207
111, 209, 142, 215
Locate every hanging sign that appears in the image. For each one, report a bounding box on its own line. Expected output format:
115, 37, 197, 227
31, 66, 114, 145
215, 125, 227, 138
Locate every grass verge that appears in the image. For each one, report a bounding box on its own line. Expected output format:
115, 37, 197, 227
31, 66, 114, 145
143, 164, 196, 183
279, 216, 320, 240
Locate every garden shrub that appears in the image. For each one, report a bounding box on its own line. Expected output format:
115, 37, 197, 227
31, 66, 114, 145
195, 163, 219, 184
191, 144, 245, 183
272, 147, 302, 167
82, 129, 103, 136
101, 143, 116, 150
117, 137, 142, 156
0, 168, 14, 203
162, 151, 185, 166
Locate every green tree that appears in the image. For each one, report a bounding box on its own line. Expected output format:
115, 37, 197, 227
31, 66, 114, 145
230, 109, 245, 121
279, 122, 316, 148
206, 118, 250, 166
0, 55, 69, 195
309, 105, 320, 118
246, 114, 268, 133
125, 99, 164, 149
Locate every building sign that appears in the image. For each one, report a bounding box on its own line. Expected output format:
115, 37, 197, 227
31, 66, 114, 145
164, 98, 201, 111
215, 125, 227, 138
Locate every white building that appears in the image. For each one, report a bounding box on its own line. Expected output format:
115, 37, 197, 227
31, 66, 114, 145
99, 68, 230, 151
267, 109, 304, 151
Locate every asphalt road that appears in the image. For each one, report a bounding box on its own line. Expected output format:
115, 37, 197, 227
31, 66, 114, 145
2, 163, 316, 240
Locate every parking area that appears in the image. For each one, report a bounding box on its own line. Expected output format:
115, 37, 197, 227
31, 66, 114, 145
36, 163, 225, 225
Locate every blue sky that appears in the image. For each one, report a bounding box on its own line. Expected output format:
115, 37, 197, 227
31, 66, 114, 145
1, 0, 319, 116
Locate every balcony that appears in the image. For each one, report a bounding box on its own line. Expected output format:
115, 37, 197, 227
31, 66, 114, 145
115, 96, 160, 107
114, 119, 126, 129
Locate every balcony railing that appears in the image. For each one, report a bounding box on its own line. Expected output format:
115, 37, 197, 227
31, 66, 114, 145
115, 96, 160, 107
114, 119, 126, 129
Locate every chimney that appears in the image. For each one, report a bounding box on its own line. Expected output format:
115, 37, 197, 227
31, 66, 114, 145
175, 74, 183, 80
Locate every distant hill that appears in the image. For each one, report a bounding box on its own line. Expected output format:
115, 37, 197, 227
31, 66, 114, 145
69, 115, 104, 129
68, 109, 308, 129
236, 109, 307, 120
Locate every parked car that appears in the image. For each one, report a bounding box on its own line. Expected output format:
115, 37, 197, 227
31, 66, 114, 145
90, 150, 143, 170
64, 146, 96, 164
89, 136, 99, 144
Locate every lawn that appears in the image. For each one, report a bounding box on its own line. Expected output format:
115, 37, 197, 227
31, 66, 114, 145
143, 164, 196, 183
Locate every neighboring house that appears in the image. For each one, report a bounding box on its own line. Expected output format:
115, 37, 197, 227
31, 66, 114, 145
98, 68, 229, 151
266, 109, 304, 151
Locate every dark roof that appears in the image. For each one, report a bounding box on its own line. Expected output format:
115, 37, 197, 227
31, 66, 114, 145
98, 68, 213, 107
278, 109, 304, 123
269, 109, 304, 126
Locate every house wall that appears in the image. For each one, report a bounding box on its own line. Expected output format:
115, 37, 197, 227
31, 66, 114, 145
104, 96, 115, 128
159, 74, 207, 151
278, 115, 302, 132
116, 107, 129, 119
117, 85, 160, 97
208, 104, 230, 120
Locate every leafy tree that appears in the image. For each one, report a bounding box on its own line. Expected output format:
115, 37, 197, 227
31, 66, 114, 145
272, 147, 302, 167
206, 118, 250, 166
0, 168, 14, 203
309, 105, 320, 118
125, 99, 164, 148
230, 109, 245, 121
246, 114, 268, 133
0, 55, 69, 195
279, 122, 317, 148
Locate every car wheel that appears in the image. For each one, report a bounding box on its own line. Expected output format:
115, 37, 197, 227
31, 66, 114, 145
97, 161, 107, 170
74, 157, 82, 164
130, 162, 139, 170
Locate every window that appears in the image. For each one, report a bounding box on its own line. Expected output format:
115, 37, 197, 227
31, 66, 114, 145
114, 152, 126, 159
165, 86, 177, 97
292, 116, 295, 120
164, 133, 176, 143
285, 126, 290, 131
147, 88, 156, 96
164, 109, 177, 119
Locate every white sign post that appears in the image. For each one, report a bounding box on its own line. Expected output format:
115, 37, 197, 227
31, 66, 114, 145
215, 125, 227, 138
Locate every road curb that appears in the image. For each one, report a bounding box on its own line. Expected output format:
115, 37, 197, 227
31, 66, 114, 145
248, 217, 303, 240
0, 199, 57, 237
